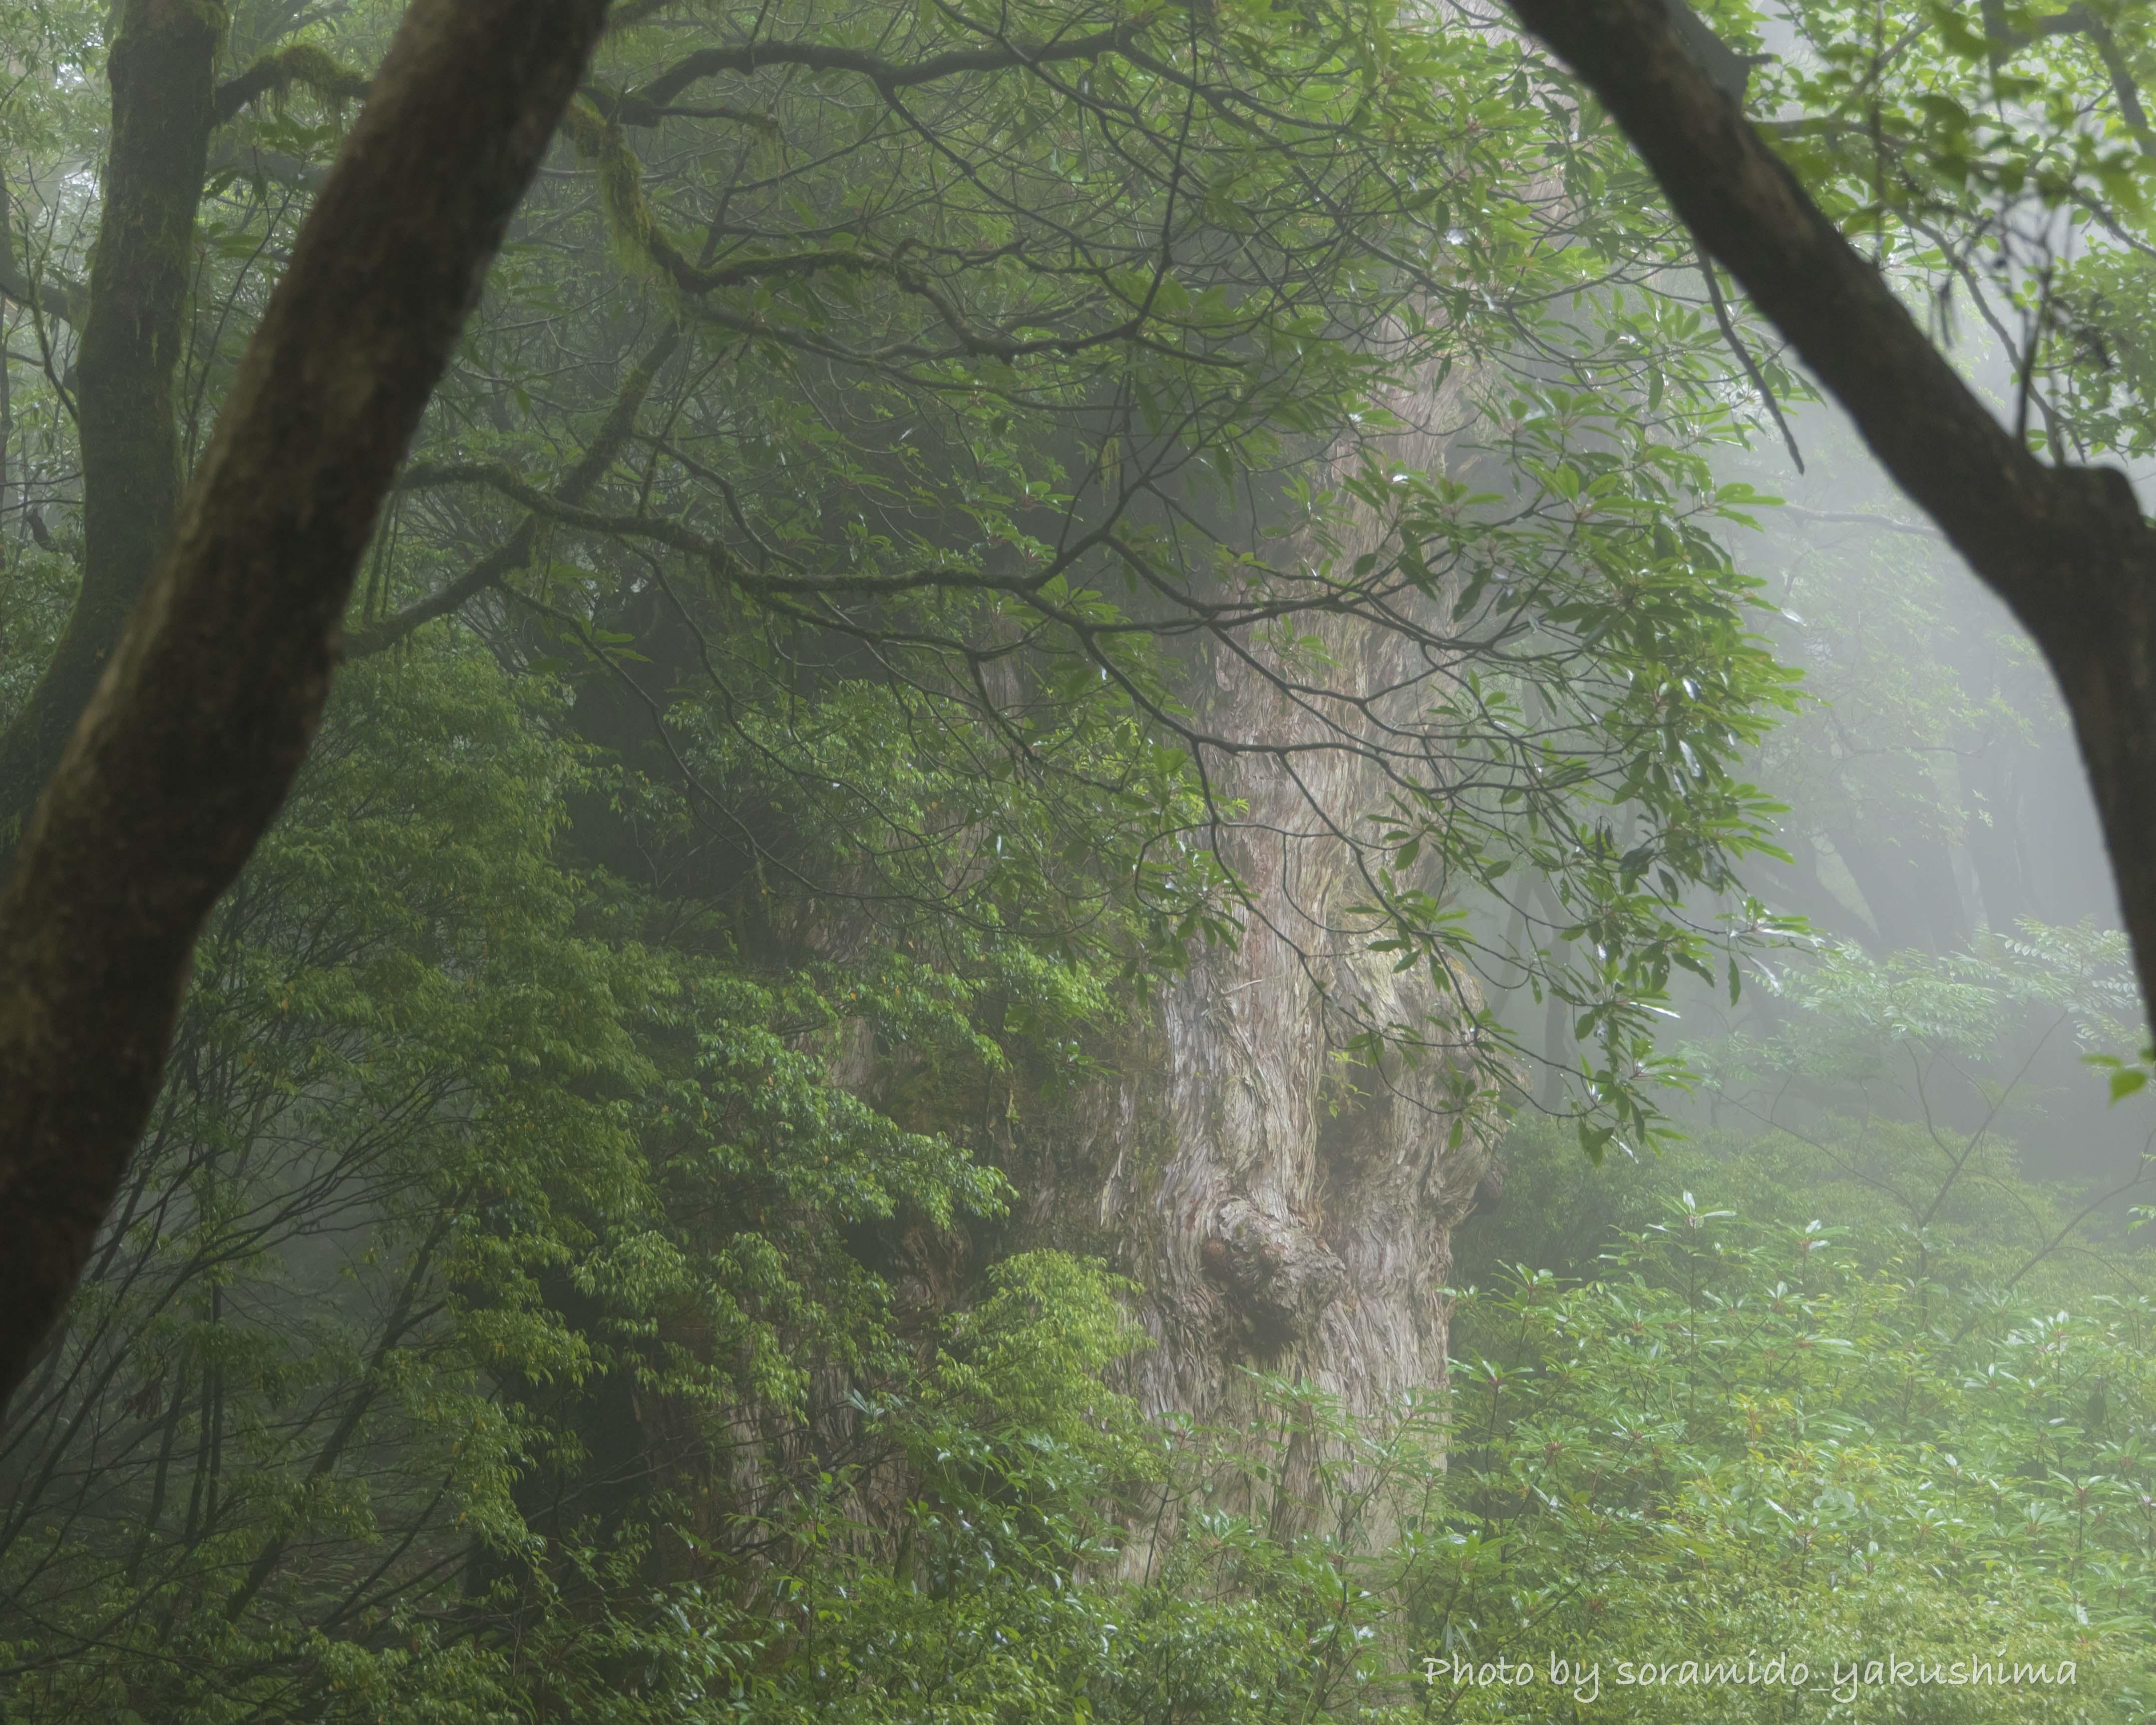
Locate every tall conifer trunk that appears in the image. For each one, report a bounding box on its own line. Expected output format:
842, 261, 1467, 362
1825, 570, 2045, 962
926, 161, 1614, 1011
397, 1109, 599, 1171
1026, 380, 1499, 1541
0, 0, 222, 845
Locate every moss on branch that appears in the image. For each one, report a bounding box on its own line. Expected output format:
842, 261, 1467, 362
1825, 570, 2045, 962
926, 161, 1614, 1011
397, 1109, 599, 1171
213, 42, 373, 126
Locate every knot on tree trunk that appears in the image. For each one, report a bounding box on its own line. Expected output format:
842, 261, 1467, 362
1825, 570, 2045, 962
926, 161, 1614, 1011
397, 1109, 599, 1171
1201, 1197, 1347, 1350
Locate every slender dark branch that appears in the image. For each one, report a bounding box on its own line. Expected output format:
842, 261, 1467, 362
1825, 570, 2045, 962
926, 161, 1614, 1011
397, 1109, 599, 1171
346, 322, 681, 659
1699, 252, 1803, 472
605, 21, 1147, 125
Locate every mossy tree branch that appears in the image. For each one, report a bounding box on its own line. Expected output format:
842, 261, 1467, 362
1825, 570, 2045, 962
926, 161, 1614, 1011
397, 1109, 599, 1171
213, 42, 374, 125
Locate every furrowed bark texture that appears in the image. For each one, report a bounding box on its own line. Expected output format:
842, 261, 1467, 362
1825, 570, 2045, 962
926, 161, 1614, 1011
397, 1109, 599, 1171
1501, 0, 2156, 1015
1027, 364, 1500, 1559
0, 0, 222, 846
0, 0, 614, 1417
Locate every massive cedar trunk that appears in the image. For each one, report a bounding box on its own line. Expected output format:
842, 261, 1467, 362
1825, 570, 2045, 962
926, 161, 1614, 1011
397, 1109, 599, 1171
1028, 376, 1499, 1542
0, 0, 222, 844
0, 0, 615, 1417
594, 372, 1505, 1558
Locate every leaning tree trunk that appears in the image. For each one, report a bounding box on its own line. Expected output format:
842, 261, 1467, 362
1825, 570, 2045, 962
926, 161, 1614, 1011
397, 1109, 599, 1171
1502, 0, 2156, 1049
0, 0, 616, 1419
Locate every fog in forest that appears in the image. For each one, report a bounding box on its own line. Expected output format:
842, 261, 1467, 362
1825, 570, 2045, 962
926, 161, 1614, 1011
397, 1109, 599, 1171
3, 0, 2156, 1720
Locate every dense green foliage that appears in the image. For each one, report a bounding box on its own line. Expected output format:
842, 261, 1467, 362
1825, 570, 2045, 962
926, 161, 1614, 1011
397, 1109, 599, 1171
2, 0, 1824, 1147
2, 0, 2156, 1719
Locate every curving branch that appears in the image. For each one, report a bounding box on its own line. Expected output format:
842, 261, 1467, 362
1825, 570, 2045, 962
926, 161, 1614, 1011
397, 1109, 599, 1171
597, 20, 1147, 127
347, 322, 681, 659
213, 43, 373, 126
1698, 251, 1803, 472
558, 100, 1169, 369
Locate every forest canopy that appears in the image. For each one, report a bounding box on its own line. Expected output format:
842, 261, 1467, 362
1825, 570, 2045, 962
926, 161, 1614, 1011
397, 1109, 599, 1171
1, 0, 2155, 1719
